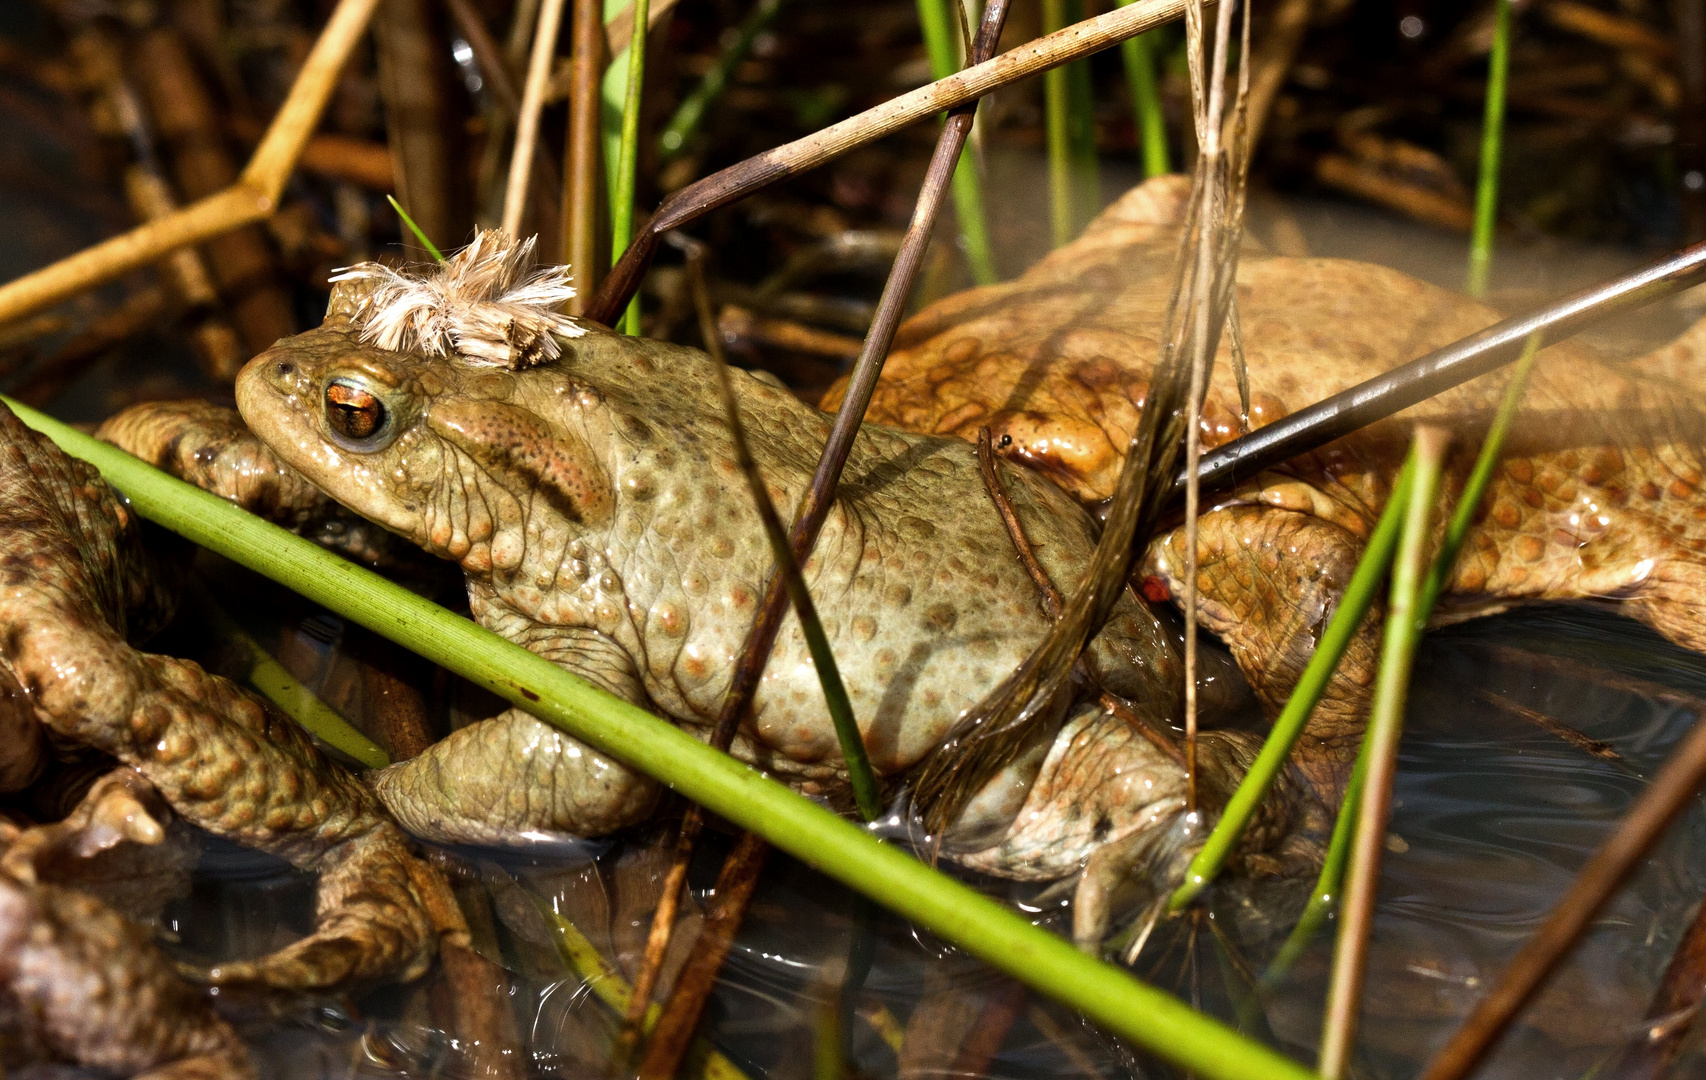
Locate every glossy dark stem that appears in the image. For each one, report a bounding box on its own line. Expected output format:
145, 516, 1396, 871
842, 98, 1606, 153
1180, 240, 1706, 502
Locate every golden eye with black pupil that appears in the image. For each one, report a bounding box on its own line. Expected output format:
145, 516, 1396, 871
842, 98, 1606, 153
324, 380, 390, 447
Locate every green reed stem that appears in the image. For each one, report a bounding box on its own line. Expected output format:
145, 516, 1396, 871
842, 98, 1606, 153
610, 0, 650, 335
7, 396, 1316, 1080
1263, 334, 1544, 990
1117, 17, 1170, 178
1466, 0, 1511, 298
1042, 0, 1075, 248
1167, 452, 1418, 913
1420, 330, 1542, 612
917, 0, 999, 284
387, 194, 445, 262
659, 0, 787, 163
1066, 3, 1100, 234
1318, 426, 1449, 1080
695, 267, 882, 820
532, 895, 751, 1080
190, 583, 390, 769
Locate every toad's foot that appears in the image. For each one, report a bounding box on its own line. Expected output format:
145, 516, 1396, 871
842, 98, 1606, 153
953, 704, 1323, 949
98, 399, 410, 568
0, 402, 440, 993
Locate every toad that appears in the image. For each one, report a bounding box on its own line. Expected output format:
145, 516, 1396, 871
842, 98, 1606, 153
103, 232, 1283, 942
828, 174, 1706, 800
0, 400, 447, 992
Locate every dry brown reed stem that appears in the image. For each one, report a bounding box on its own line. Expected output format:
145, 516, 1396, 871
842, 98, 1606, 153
1319, 425, 1449, 1080
1238, 0, 1311, 152
585, 0, 1196, 324
1473, 690, 1619, 761
636, 830, 770, 1080
1420, 710, 1706, 1080
1609, 891, 1706, 1080
948, 980, 1028, 1077
0, 0, 379, 330
503, 0, 570, 235
562, 0, 603, 312
1314, 153, 1475, 233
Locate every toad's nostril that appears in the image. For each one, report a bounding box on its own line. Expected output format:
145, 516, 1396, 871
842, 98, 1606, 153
276, 361, 295, 377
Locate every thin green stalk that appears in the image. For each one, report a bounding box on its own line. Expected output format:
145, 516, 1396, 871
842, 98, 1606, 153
1263, 334, 1543, 989
387, 194, 445, 262
1117, 16, 1169, 178
1467, 0, 1511, 298
531, 895, 751, 1080
1168, 453, 1418, 912
1420, 330, 1542, 613
7, 396, 1316, 1080
692, 256, 882, 820
1318, 426, 1451, 1080
1261, 726, 1374, 988
189, 583, 390, 769
917, 0, 999, 284
659, 0, 786, 162
1066, 0, 1100, 234
1042, 0, 1075, 248
609, 0, 650, 335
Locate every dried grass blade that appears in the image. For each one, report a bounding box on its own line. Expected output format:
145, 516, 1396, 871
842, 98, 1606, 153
1318, 424, 1451, 1080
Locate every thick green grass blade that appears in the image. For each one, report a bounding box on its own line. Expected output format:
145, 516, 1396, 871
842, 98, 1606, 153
608, 0, 650, 335
1116, 16, 1170, 178
7, 396, 1315, 1080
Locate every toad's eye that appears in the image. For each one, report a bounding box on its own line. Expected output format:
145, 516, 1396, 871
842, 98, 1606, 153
324, 380, 390, 446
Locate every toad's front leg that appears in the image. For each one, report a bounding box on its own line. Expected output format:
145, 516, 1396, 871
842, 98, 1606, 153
369, 623, 660, 847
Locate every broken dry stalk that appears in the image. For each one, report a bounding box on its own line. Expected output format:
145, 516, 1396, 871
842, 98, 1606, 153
587, 0, 1201, 323
1318, 425, 1450, 1080
637, 831, 771, 1080
1467, 0, 1512, 297
610, 0, 652, 335
0, 0, 380, 328
502, 0, 570, 235
1169, 453, 1417, 911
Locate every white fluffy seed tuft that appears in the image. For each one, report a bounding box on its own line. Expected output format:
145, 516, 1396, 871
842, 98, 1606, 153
330, 229, 585, 369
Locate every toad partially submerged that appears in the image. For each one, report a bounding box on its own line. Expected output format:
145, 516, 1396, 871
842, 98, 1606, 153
105, 232, 1276, 943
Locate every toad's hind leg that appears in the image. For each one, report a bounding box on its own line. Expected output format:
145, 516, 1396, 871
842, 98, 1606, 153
1145, 504, 1380, 798
371, 709, 660, 847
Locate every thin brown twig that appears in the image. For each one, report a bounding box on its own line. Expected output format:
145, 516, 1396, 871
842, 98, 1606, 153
1419, 710, 1706, 1080
975, 429, 1184, 769
1475, 689, 1620, 761
586, 0, 1193, 324
502, 0, 570, 235
561, 0, 604, 311
0, 0, 381, 328
636, 830, 770, 1080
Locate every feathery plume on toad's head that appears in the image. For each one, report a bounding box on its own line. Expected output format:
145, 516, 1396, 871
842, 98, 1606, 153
326, 229, 585, 370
